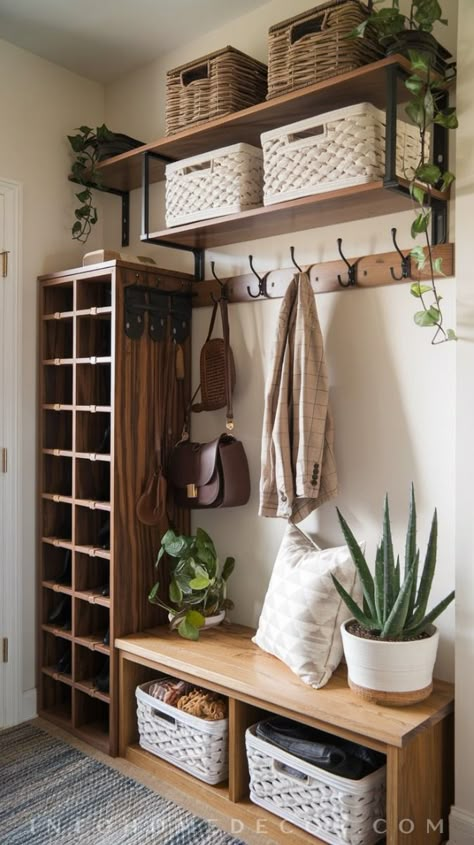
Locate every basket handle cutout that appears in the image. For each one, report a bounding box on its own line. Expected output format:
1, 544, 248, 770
151, 708, 177, 728
273, 759, 309, 783
181, 161, 213, 176
290, 12, 327, 44
181, 63, 209, 87
288, 125, 326, 144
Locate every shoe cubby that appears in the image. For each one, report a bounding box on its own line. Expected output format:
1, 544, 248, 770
42, 454, 72, 497
76, 278, 112, 311
39, 261, 191, 756
43, 364, 73, 405
42, 409, 73, 451
75, 646, 110, 701
75, 411, 110, 456
42, 633, 72, 681
76, 362, 111, 407
42, 589, 72, 634
76, 314, 111, 358
41, 545, 72, 588
40, 675, 72, 727
74, 691, 110, 752
74, 599, 109, 651
42, 283, 74, 316
75, 459, 110, 503
43, 318, 73, 360
75, 507, 110, 551
42, 499, 72, 543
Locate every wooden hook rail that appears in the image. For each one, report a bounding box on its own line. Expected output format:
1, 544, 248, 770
191, 243, 454, 308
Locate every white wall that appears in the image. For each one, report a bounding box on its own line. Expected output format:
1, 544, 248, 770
0, 38, 105, 697
104, 0, 458, 681
450, 0, 474, 840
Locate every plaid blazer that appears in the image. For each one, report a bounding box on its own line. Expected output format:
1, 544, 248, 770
259, 272, 338, 523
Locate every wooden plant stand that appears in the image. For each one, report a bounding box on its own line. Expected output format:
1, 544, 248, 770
116, 624, 454, 845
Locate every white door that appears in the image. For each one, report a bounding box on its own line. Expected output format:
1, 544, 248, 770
0, 178, 21, 727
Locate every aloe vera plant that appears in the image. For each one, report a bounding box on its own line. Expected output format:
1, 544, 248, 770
149, 527, 235, 640
332, 485, 454, 640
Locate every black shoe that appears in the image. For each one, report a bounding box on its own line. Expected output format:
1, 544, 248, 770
98, 583, 110, 597
57, 646, 71, 675
56, 550, 72, 585
95, 659, 109, 694
98, 517, 110, 549
103, 627, 110, 646
47, 597, 71, 629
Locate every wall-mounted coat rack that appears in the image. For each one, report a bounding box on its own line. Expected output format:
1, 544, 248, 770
191, 241, 454, 309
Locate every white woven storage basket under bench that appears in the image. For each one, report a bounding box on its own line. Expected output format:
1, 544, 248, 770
136, 679, 228, 785
246, 725, 386, 845
261, 102, 426, 206
165, 142, 263, 227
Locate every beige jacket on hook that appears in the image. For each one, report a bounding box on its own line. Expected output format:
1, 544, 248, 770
259, 272, 338, 523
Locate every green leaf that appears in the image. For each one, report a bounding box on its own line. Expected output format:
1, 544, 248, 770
189, 575, 211, 590
433, 110, 458, 130
440, 170, 455, 192
406, 98, 426, 128
416, 163, 442, 185
331, 576, 378, 630
169, 579, 183, 604
177, 618, 200, 640
410, 282, 432, 298
410, 509, 438, 627
414, 307, 441, 326
382, 494, 395, 618
186, 609, 205, 628
68, 134, 86, 153
424, 89, 435, 123
404, 483, 417, 576
75, 190, 90, 203
336, 508, 376, 619
405, 75, 424, 95
406, 591, 455, 637
381, 566, 416, 638
447, 328, 457, 341
374, 543, 384, 627
410, 245, 426, 267
433, 257, 445, 276
72, 221, 82, 235
410, 184, 426, 206
411, 212, 430, 238
148, 581, 160, 602
156, 544, 166, 567
408, 49, 430, 73
78, 125, 93, 135
348, 20, 368, 39
406, 549, 420, 625
222, 556, 235, 581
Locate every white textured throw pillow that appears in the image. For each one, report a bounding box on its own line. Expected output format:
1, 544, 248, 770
253, 522, 362, 688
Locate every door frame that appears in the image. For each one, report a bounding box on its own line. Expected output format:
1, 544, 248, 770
0, 177, 23, 726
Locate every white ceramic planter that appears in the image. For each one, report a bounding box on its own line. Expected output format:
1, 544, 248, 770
341, 620, 439, 706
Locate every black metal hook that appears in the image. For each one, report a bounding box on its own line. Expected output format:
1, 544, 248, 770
247, 254, 270, 299
210, 261, 228, 304
337, 238, 357, 287
290, 246, 303, 273
389, 228, 411, 281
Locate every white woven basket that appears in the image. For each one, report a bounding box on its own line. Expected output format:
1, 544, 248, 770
165, 142, 263, 227
136, 679, 228, 785
246, 725, 386, 845
261, 102, 427, 206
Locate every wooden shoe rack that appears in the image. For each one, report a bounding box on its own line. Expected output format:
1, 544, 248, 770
38, 259, 191, 754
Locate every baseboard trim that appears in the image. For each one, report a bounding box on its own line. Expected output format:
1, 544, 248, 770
22, 688, 37, 722
449, 806, 474, 844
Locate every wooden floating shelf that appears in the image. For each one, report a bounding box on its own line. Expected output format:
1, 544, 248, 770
147, 182, 449, 251
97, 55, 415, 192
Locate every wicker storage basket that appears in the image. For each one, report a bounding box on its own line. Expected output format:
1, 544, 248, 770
136, 679, 228, 785
262, 102, 426, 206
166, 46, 267, 135
165, 143, 263, 227
267, 0, 383, 99
246, 725, 386, 845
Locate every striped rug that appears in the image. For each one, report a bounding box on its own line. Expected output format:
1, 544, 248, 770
0, 723, 245, 845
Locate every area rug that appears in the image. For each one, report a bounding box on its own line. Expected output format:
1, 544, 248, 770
0, 723, 245, 845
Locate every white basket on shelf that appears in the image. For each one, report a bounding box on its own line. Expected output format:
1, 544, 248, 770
136, 679, 228, 785
165, 142, 263, 227
245, 724, 386, 845
261, 102, 427, 206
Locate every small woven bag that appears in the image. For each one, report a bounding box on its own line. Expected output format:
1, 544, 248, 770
192, 297, 236, 412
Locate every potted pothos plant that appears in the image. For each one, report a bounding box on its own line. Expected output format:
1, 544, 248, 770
149, 527, 235, 640
332, 485, 454, 706
67, 124, 143, 244
353, 1, 458, 344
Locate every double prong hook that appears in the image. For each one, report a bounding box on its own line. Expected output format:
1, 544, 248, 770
290, 246, 303, 272
247, 255, 270, 299
210, 261, 228, 304
337, 238, 358, 287
389, 228, 412, 281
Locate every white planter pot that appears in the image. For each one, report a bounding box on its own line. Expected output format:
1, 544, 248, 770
168, 610, 225, 632
341, 620, 439, 706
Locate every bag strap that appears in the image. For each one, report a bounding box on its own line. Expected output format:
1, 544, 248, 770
220, 296, 234, 431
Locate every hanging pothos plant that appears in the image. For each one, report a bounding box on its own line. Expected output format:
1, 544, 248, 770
67, 124, 113, 244
353, 1, 458, 344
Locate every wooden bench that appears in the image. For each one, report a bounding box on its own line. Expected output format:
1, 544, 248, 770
116, 623, 454, 845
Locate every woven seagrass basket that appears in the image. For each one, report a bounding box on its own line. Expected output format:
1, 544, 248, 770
166, 46, 267, 135
267, 0, 384, 99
